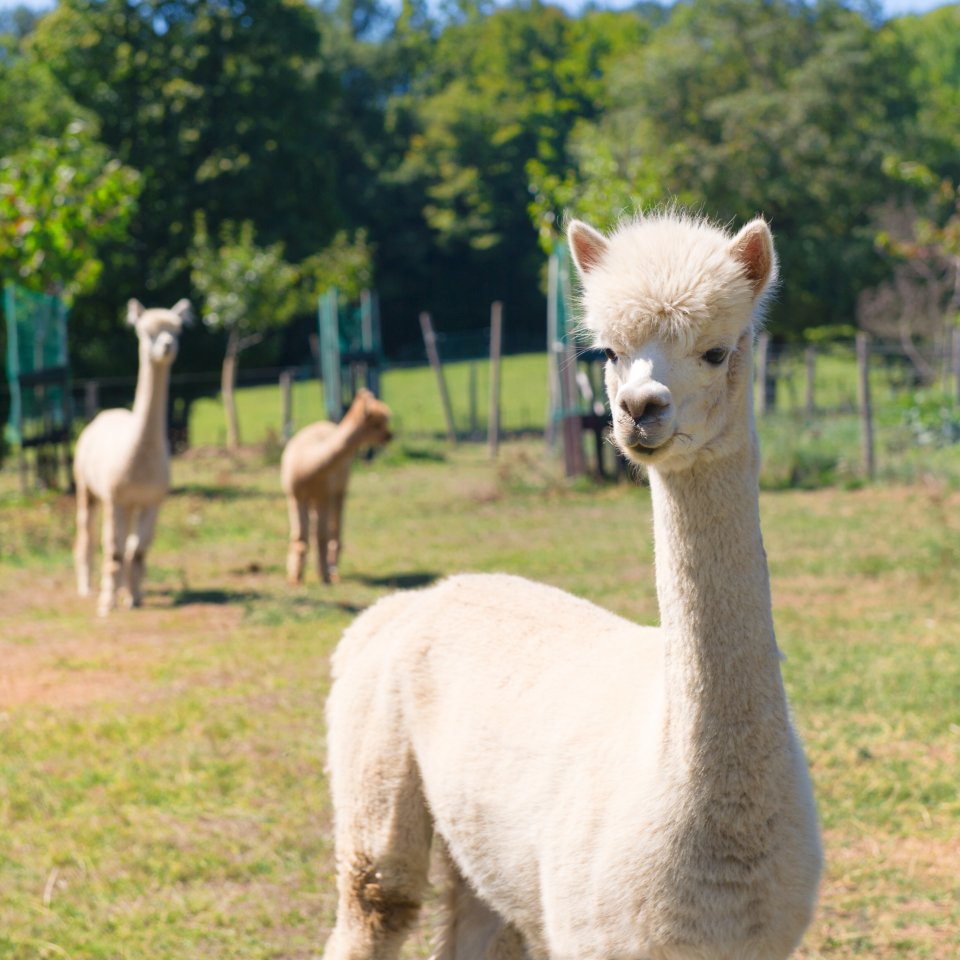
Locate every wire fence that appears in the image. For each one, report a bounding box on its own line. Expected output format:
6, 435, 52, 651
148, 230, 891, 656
1, 331, 958, 490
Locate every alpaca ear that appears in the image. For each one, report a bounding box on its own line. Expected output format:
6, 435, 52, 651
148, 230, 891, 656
127, 299, 145, 325
729, 218, 777, 298
170, 298, 194, 326
568, 220, 609, 277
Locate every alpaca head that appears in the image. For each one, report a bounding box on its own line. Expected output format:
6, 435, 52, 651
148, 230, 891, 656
568, 211, 776, 472
350, 388, 393, 446
127, 298, 193, 368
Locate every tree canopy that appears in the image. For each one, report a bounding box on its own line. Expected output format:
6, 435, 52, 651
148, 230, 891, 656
0, 0, 957, 377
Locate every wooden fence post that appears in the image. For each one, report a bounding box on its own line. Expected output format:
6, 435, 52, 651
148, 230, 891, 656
468, 362, 478, 437
756, 332, 771, 416
804, 345, 816, 416
488, 301, 503, 458
280, 370, 293, 442
561, 346, 586, 478
419, 311, 458, 445
856, 332, 875, 481
84, 380, 99, 421
953, 326, 960, 404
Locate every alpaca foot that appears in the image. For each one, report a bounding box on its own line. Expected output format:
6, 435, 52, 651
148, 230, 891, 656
287, 546, 307, 585
96, 595, 115, 617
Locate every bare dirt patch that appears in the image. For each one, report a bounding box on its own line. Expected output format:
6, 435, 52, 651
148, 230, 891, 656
0, 567, 244, 709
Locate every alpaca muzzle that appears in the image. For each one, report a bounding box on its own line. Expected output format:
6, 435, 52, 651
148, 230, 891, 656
616, 381, 676, 451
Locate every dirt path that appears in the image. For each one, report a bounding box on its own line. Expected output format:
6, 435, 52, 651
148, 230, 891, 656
0, 567, 244, 709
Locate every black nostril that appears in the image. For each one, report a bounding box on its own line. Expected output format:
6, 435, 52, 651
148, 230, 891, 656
622, 396, 669, 426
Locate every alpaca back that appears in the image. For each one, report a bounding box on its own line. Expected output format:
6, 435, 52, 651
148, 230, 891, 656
281, 420, 344, 498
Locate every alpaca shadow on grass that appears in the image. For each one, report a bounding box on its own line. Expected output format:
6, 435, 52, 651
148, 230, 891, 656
347, 571, 440, 591
171, 483, 273, 501
171, 588, 264, 606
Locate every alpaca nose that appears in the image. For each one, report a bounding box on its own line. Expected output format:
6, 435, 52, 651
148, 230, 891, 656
619, 383, 673, 428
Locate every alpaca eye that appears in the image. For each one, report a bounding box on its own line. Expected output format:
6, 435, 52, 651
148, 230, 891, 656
703, 347, 728, 366
604, 347, 619, 363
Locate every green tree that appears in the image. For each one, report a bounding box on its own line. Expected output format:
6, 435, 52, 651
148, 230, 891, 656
0, 24, 95, 157
375, 3, 649, 347
893, 5, 960, 181
299, 229, 375, 307
189, 215, 299, 449
30, 0, 342, 373
540, 0, 920, 338
0, 122, 141, 301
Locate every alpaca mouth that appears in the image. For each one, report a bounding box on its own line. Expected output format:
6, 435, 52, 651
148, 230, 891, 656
627, 437, 674, 457
619, 425, 676, 457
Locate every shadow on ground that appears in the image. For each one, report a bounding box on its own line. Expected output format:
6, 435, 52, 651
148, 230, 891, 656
171, 588, 264, 606
348, 571, 440, 590
171, 483, 276, 501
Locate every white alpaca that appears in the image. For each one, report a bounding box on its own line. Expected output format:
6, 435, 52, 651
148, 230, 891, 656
323, 212, 822, 960
74, 298, 191, 616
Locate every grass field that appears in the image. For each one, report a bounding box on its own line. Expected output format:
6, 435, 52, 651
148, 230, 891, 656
1, 438, 959, 959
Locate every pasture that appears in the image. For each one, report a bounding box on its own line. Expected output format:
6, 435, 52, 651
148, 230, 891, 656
1, 436, 958, 959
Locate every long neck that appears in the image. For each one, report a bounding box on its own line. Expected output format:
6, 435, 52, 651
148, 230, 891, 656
649, 431, 791, 788
303, 407, 371, 475
131, 353, 170, 451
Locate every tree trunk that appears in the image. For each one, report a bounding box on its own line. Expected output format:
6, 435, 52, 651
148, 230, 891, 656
222, 327, 241, 450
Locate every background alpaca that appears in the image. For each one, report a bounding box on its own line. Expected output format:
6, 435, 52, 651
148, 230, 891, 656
74, 298, 191, 616
322, 212, 821, 960
281, 388, 392, 585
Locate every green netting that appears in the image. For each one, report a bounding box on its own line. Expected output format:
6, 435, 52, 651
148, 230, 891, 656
547, 240, 588, 421
4, 282, 70, 444
548, 239, 574, 349
317, 288, 381, 419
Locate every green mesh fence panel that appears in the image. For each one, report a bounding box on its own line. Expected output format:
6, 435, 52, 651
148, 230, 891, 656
547, 240, 585, 422
318, 288, 381, 420
4, 282, 70, 444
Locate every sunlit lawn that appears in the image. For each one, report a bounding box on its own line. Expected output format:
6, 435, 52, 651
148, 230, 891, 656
1, 437, 958, 958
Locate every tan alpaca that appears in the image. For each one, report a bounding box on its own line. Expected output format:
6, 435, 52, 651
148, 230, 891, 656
74, 298, 191, 616
281, 388, 392, 585
322, 211, 822, 960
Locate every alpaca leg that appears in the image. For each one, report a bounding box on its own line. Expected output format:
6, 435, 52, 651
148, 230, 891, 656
326, 490, 346, 584
97, 502, 128, 617
315, 502, 333, 584
433, 854, 527, 960
286, 496, 309, 585
324, 686, 432, 959
75, 481, 97, 597
125, 504, 159, 608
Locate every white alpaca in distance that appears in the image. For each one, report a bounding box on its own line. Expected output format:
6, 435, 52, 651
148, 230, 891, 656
323, 211, 822, 960
74, 298, 191, 616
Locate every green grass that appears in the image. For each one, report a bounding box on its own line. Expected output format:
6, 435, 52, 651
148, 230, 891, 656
1, 439, 958, 958
188, 353, 550, 447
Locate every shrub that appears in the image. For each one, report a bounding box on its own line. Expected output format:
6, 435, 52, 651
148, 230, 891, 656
897, 391, 960, 448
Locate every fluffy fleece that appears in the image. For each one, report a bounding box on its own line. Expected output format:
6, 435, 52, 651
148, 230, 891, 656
74, 298, 191, 616
281, 388, 392, 585
322, 211, 822, 960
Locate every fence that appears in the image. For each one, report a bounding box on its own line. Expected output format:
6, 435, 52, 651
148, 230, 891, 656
1, 331, 957, 488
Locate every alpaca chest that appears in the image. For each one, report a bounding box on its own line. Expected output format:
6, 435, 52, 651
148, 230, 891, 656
538, 797, 820, 960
